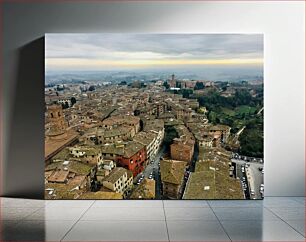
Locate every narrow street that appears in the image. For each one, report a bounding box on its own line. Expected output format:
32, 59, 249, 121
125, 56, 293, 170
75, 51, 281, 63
232, 158, 264, 199
133, 144, 167, 199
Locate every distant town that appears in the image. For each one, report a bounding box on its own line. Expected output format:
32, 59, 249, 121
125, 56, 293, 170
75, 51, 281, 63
45, 74, 264, 200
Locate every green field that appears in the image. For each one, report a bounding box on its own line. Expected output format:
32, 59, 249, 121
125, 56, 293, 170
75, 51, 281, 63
208, 105, 263, 158
197, 88, 263, 158
236, 105, 257, 115
220, 105, 257, 117
220, 107, 235, 116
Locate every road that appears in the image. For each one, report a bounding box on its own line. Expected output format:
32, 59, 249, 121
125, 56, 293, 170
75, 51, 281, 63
232, 159, 264, 199
134, 144, 167, 199
246, 162, 264, 199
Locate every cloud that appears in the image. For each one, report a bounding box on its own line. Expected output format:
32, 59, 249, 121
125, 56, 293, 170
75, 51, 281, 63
45, 33, 263, 70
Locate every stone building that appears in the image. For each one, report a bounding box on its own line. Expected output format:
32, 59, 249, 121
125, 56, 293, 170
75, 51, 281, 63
208, 125, 231, 144
143, 119, 165, 147
45, 104, 78, 162
160, 159, 187, 199
46, 104, 67, 137
170, 139, 194, 163
170, 125, 195, 164
101, 141, 147, 177
102, 115, 140, 134
69, 146, 102, 165
133, 131, 158, 164
102, 167, 133, 197
130, 178, 155, 199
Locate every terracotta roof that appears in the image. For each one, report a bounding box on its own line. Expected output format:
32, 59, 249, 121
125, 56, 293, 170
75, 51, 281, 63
45, 160, 93, 176
47, 170, 69, 183
130, 178, 155, 199
184, 147, 244, 199
103, 167, 127, 184
160, 159, 187, 185
133, 131, 157, 146
78, 191, 123, 199
101, 141, 144, 158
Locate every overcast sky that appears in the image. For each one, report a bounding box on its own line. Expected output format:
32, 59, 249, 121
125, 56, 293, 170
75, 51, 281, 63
45, 34, 263, 71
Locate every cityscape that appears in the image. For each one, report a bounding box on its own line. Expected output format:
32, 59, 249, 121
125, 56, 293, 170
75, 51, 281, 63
45, 34, 264, 200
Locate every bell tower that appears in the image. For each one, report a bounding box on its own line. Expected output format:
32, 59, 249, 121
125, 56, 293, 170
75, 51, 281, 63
46, 104, 67, 137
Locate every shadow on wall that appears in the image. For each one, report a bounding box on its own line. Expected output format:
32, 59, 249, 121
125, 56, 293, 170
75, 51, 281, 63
1, 219, 46, 241
4, 37, 45, 199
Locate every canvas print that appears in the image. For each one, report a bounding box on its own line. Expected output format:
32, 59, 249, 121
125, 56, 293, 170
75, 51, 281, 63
45, 34, 264, 200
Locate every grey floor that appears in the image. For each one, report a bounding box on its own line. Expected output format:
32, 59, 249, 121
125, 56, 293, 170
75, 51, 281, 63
0, 197, 304, 242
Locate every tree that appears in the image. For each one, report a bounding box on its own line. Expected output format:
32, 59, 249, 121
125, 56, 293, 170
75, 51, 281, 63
118, 81, 127, 85
194, 81, 204, 90
61, 101, 69, 109
163, 81, 170, 89
70, 97, 76, 106
88, 85, 95, 91
239, 129, 263, 157
234, 89, 252, 106
182, 89, 193, 98
208, 111, 217, 124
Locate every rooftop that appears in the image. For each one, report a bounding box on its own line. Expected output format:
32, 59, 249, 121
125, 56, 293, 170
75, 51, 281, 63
130, 178, 155, 199
78, 191, 123, 199
103, 167, 128, 184
45, 183, 80, 199
45, 160, 93, 176
133, 131, 157, 146
160, 159, 187, 185
47, 170, 69, 183
101, 141, 144, 158
184, 147, 244, 199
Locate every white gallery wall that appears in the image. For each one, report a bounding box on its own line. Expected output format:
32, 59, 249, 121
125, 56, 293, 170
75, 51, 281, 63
2, 1, 305, 197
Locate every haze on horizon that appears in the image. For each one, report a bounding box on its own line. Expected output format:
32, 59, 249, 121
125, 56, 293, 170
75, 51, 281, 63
45, 33, 263, 73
